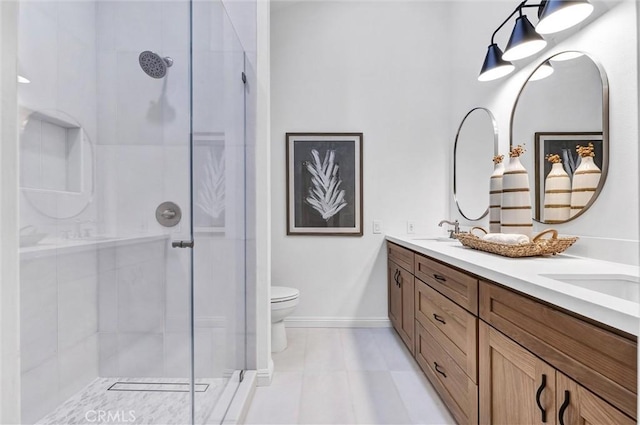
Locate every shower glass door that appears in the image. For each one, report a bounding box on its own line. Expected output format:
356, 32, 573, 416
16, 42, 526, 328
192, 2, 247, 423
16, 0, 246, 424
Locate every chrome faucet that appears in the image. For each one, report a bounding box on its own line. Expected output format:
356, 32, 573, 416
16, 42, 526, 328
438, 219, 460, 239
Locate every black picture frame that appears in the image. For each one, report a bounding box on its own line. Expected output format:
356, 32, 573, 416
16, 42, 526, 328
286, 133, 363, 236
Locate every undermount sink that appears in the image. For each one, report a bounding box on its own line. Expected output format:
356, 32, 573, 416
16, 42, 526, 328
539, 274, 640, 302
412, 237, 458, 242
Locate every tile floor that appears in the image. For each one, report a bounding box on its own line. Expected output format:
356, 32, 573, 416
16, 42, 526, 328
245, 327, 456, 425
35, 377, 224, 425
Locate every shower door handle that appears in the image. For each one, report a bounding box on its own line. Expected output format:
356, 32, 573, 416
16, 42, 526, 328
172, 240, 194, 248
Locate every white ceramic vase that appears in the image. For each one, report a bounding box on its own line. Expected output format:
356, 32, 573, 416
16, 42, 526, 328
489, 162, 504, 233
570, 156, 601, 218
501, 156, 533, 239
543, 162, 571, 223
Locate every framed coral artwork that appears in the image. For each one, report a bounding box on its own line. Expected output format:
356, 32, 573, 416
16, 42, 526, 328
286, 133, 363, 236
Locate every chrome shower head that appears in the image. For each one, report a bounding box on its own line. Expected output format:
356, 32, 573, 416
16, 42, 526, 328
139, 51, 173, 79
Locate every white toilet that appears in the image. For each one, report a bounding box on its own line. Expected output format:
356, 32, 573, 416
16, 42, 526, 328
270, 286, 300, 353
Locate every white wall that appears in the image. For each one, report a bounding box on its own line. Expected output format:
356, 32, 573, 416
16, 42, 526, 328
449, 0, 639, 265
270, 1, 451, 325
269, 0, 639, 330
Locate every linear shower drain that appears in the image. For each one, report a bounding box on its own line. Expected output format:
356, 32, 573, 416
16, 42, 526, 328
107, 381, 209, 393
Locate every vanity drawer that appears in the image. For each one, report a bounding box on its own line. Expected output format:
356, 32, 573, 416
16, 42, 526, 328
480, 281, 637, 419
416, 321, 478, 425
415, 279, 477, 381
388, 242, 414, 274
414, 254, 478, 314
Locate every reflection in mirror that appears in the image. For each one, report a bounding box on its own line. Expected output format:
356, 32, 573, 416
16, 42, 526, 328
19, 109, 94, 219
511, 51, 608, 224
454, 107, 498, 221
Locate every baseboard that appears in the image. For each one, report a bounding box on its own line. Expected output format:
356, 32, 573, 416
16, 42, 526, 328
256, 358, 274, 386
284, 316, 392, 328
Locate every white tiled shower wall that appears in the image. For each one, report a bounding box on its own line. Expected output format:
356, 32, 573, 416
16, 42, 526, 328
19, 0, 249, 422
20, 238, 228, 424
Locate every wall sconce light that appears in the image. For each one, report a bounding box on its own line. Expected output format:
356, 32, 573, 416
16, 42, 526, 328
478, 0, 593, 82
536, 0, 594, 34
529, 61, 554, 81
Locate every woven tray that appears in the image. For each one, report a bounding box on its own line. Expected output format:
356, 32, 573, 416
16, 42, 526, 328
456, 227, 578, 258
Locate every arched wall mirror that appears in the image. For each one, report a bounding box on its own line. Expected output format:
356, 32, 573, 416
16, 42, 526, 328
454, 107, 499, 221
19, 109, 95, 219
511, 51, 609, 224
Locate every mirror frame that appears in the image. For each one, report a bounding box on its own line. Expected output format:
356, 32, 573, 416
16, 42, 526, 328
453, 107, 499, 221
510, 51, 609, 223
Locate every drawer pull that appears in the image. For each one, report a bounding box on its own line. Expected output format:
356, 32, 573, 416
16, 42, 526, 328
535, 374, 547, 423
394, 270, 399, 285
558, 390, 570, 425
433, 274, 447, 282
433, 362, 447, 378
432, 314, 446, 325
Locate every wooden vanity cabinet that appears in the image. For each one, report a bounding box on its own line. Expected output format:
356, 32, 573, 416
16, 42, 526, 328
480, 322, 556, 424
480, 280, 637, 424
387, 243, 415, 355
413, 254, 479, 425
414, 254, 478, 315
386, 241, 637, 425
480, 321, 635, 425
555, 372, 635, 425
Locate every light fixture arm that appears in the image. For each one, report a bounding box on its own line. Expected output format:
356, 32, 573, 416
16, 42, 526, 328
489, 1, 544, 44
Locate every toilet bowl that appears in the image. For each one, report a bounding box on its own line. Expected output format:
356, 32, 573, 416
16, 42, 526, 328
271, 286, 300, 353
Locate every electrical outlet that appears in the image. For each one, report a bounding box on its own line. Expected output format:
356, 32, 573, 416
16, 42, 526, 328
407, 221, 416, 234
373, 220, 382, 234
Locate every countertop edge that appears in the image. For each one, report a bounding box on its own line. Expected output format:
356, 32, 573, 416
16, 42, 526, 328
386, 235, 640, 336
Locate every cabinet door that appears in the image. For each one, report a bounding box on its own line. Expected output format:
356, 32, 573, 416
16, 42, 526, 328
397, 268, 415, 354
479, 322, 556, 425
556, 372, 635, 425
388, 260, 402, 331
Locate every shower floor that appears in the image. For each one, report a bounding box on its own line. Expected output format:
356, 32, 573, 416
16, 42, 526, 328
36, 377, 226, 425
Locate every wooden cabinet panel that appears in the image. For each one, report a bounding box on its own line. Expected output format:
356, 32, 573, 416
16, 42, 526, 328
415, 279, 477, 381
388, 259, 414, 354
388, 260, 402, 331
480, 281, 637, 419
414, 254, 478, 314
398, 269, 415, 354
479, 322, 556, 425
416, 321, 478, 425
388, 242, 414, 274
556, 372, 635, 425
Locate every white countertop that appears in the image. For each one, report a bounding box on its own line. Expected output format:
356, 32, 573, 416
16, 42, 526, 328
387, 235, 640, 336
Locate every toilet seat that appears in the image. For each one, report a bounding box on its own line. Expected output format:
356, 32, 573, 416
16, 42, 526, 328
271, 286, 299, 303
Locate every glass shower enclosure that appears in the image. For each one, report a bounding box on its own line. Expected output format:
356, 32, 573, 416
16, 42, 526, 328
17, 0, 249, 423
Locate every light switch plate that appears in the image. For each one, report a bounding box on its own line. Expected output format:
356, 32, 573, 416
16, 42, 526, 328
373, 220, 382, 234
